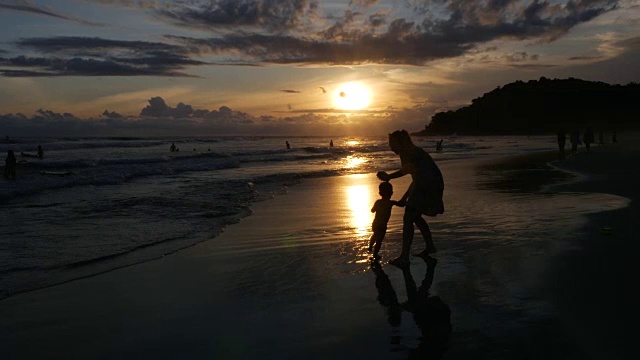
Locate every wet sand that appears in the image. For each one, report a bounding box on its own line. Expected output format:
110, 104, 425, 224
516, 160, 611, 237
1, 139, 637, 359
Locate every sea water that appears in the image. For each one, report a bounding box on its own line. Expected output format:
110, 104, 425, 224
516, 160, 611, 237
0, 136, 557, 298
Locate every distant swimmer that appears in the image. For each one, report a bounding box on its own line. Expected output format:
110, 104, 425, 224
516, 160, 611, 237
170, 142, 176, 152
4, 150, 16, 180
435, 139, 443, 152
330, 140, 334, 147
286, 141, 291, 150
570, 129, 580, 154
583, 127, 594, 152
557, 128, 566, 159
37, 145, 44, 159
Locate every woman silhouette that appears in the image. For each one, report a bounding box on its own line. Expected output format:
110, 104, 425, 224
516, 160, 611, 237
377, 130, 444, 266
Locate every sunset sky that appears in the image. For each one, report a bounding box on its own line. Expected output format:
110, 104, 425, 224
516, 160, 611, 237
1, 0, 639, 136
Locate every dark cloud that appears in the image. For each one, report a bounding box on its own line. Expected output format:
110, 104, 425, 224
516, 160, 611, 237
102, 110, 125, 119
140, 97, 195, 118
0, 98, 258, 136
1, 36, 205, 77
280, 89, 301, 93
615, 36, 640, 51
139, 97, 255, 124
568, 55, 603, 60
152, 0, 319, 32
0, 55, 196, 77
165, 0, 619, 65
0, 1, 102, 26
502, 52, 540, 62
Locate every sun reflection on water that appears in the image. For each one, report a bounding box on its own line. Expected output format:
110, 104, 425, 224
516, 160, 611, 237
344, 156, 366, 169
346, 184, 372, 240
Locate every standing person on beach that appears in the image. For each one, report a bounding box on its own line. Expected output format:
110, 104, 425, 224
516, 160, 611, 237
377, 130, 444, 267
583, 127, 594, 152
557, 129, 566, 159
37, 145, 44, 159
570, 129, 581, 155
368, 181, 401, 261
286, 141, 291, 150
4, 150, 16, 179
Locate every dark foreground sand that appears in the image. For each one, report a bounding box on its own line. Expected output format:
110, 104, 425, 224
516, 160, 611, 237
1, 138, 637, 359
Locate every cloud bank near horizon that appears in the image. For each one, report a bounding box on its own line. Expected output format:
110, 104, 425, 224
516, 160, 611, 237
0, 96, 438, 136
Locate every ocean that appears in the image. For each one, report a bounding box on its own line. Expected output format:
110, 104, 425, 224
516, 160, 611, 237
1, 135, 560, 298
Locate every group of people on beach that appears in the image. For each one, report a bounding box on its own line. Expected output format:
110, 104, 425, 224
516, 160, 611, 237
368, 130, 445, 267
557, 127, 617, 159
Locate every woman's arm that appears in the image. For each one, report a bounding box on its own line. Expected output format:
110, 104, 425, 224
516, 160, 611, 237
377, 169, 405, 181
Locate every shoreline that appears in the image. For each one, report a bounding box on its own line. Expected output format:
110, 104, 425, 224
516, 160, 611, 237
543, 142, 640, 358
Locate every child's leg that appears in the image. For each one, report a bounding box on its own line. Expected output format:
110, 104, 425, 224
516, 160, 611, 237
368, 233, 375, 251
372, 230, 386, 258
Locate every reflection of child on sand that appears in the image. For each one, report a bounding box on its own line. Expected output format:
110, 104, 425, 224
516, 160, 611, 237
369, 181, 402, 260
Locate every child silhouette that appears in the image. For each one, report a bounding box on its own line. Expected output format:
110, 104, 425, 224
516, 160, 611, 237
369, 181, 402, 260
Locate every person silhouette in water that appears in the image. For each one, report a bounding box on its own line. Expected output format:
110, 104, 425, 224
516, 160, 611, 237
330, 140, 334, 147
583, 127, 594, 152
378, 130, 444, 267
286, 141, 291, 150
4, 150, 16, 179
37, 145, 44, 159
570, 129, 581, 155
557, 128, 566, 159
369, 181, 402, 261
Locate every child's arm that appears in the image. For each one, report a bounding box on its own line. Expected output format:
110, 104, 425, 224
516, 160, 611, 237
371, 200, 379, 213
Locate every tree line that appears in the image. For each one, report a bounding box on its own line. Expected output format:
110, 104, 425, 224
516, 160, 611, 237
416, 77, 640, 135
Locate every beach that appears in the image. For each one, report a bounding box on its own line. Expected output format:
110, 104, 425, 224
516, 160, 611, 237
1, 138, 637, 359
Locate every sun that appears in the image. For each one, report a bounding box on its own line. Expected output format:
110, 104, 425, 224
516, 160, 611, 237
334, 82, 372, 111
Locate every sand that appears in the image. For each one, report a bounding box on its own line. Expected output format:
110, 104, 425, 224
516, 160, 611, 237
1, 138, 637, 359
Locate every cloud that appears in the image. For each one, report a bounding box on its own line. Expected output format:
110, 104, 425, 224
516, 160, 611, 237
0, 94, 439, 136
502, 52, 540, 62
280, 89, 301, 93
152, 0, 320, 32
0, 36, 206, 77
164, 0, 619, 65
0, 97, 259, 136
102, 110, 125, 119
0, 0, 102, 26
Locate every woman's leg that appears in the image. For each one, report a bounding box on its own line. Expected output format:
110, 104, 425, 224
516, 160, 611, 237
415, 216, 436, 253
400, 208, 420, 259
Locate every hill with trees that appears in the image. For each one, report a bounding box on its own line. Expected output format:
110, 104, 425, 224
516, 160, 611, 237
415, 77, 640, 135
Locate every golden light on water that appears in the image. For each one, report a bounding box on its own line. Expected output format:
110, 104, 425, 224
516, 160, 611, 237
334, 82, 372, 110
347, 184, 372, 239
344, 155, 366, 169
346, 140, 360, 146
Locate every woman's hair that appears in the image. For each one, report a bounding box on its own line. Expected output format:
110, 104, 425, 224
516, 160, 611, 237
389, 130, 413, 150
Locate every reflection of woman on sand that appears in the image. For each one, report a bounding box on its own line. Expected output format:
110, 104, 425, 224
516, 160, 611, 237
377, 130, 444, 266
371, 257, 451, 357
